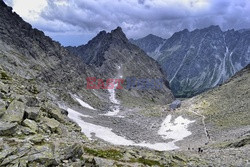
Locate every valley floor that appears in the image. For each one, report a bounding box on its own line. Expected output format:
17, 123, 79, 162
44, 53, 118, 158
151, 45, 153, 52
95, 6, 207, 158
60, 94, 250, 166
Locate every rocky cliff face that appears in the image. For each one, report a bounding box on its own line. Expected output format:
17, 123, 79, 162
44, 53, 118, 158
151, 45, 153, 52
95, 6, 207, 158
0, 0, 102, 107
67, 27, 174, 105
132, 26, 250, 97
130, 34, 166, 60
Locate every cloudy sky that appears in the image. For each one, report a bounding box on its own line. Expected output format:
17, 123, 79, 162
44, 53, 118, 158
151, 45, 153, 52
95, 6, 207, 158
3, 0, 250, 46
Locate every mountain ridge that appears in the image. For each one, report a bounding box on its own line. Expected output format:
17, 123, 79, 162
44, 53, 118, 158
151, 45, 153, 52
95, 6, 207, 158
131, 25, 250, 97
67, 26, 174, 105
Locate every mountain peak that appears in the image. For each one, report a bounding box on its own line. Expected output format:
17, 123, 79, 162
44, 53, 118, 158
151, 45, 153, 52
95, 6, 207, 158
144, 34, 164, 40
112, 26, 123, 33
206, 25, 221, 32
0, 0, 7, 7
0, 0, 12, 12
146, 34, 156, 37
97, 30, 107, 36
110, 26, 128, 41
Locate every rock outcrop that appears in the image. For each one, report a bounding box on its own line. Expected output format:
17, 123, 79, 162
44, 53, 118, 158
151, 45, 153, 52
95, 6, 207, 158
130, 34, 165, 60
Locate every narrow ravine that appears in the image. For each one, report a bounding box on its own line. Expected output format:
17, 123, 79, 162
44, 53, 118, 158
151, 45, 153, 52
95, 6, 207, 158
102, 65, 123, 117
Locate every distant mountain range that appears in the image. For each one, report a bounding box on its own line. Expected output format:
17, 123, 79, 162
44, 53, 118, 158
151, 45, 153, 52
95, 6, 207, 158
131, 26, 250, 97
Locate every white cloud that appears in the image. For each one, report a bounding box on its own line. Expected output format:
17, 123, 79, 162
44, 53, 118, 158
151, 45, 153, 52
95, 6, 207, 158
11, 0, 47, 21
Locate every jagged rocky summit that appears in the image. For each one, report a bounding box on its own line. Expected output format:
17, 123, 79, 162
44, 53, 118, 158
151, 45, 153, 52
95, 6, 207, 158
67, 27, 174, 105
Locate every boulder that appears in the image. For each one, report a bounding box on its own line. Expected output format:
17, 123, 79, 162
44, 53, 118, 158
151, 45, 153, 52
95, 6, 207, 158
22, 119, 38, 133
43, 117, 60, 132
23, 144, 57, 166
1, 143, 32, 166
93, 157, 115, 167
25, 107, 40, 121
61, 109, 68, 116
47, 107, 65, 123
170, 100, 181, 110
1, 100, 25, 123
62, 143, 83, 160
29, 134, 45, 144
21, 127, 36, 135
0, 121, 18, 136
26, 97, 40, 107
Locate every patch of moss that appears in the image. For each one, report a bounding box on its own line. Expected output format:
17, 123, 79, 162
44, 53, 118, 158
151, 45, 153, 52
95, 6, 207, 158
227, 136, 250, 148
0, 71, 11, 80
140, 108, 163, 117
130, 157, 164, 167
209, 141, 232, 149
2, 97, 15, 104
84, 147, 123, 160
113, 163, 124, 167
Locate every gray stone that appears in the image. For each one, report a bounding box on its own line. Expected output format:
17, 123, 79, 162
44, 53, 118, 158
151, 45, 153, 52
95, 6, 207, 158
170, 100, 181, 110
93, 157, 115, 167
1, 100, 25, 123
0, 121, 18, 135
21, 127, 36, 135
25, 144, 57, 166
29, 134, 45, 144
26, 97, 39, 107
63, 143, 83, 160
43, 117, 60, 132
22, 119, 38, 133
25, 107, 40, 121
1, 143, 32, 166
47, 107, 65, 123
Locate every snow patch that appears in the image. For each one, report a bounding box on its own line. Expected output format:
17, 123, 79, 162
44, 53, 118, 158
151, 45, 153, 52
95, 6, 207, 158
67, 108, 93, 118
158, 115, 195, 143
108, 83, 120, 105
72, 95, 96, 110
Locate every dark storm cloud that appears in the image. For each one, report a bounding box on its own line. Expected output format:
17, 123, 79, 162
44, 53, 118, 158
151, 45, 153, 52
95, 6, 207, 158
5, 0, 250, 45
40, 0, 250, 40
138, 0, 146, 5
